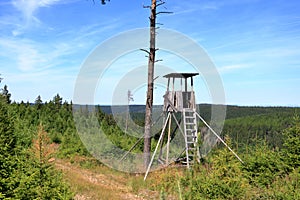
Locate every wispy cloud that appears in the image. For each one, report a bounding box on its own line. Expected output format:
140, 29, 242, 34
9, 0, 75, 35
12, 0, 61, 21
0, 37, 63, 72
0, 10, 121, 76
218, 64, 249, 74
170, 1, 220, 16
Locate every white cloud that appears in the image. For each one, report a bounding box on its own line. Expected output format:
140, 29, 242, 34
218, 64, 249, 74
170, 1, 220, 16
0, 15, 121, 72
10, 0, 63, 35
12, 0, 61, 20
0, 38, 45, 71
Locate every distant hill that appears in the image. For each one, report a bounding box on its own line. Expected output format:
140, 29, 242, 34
72, 103, 299, 150
102, 104, 300, 150
96, 104, 300, 120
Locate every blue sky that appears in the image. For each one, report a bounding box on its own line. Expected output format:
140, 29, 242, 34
0, 0, 300, 106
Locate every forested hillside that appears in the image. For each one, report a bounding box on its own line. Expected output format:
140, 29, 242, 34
1, 84, 300, 199
101, 103, 300, 151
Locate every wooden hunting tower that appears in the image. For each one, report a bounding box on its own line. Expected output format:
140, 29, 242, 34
144, 73, 201, 180
144, 73, 244, 180
163, 73, 198, 112
162, 73, 200, 167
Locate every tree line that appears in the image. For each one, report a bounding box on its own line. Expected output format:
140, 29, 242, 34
1, 82, 300, 199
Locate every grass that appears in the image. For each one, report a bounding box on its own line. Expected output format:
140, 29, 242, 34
55, 156, 162, 199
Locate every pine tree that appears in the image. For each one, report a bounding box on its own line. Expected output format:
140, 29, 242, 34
53, 93, 63, 111
13, 125, 73, 199
1, 85, 11, 104
0, 98, 16, 198
35, 95, 43, 110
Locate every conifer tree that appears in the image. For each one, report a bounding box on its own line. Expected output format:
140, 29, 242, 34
1, 85, 11, 104
13, 125, 73, 199
35, 95, 43, 110
0, 97, 16, 198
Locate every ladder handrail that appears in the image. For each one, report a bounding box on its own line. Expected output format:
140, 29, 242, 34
182, 109, 190, 168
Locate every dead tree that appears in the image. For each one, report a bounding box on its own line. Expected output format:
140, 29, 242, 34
143, 0, 157, 169
98, 0, 170, 169
125, 90, 134, 132
143, 0, 172, 169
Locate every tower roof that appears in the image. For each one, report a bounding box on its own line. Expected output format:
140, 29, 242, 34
163, 73, 199, 79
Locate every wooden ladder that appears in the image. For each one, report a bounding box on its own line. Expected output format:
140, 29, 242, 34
183, 108, 200, 168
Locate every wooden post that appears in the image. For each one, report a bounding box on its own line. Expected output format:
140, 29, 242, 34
166, 114, 172, 165
180, 78, 183, 91
126, 90, 133, 132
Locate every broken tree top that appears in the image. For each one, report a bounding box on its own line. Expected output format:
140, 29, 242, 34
163, 73, 199, 79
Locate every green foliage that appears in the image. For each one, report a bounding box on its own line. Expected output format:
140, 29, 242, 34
1, 85, 11, 104
0, 98, 15, 152
267, 168, 300, 200
222, 111, 297, 150
153, 131, 300, 199
282, 115, 300, 169
2, 86, 300, 199
35, 95, 43, 110
181, 138, 250, 200
58, 128, 89, 158
242, 143, 288, 188
0, 99, 17, 198
12, 141, 72, 199
0, 99, 16, 197
0, 95, 74, 199
9, 126, 74, 199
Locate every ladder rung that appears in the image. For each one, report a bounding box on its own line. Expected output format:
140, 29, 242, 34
182, 160, 194, 164
186, 135, 196, 138
186, 134, 196, 137
187, 141, 195, 143
184, 112, 194, 114
185, 123, 195, 125
186, 128, 196, 131
186, 135, 196, 137
186, 128, 195, 131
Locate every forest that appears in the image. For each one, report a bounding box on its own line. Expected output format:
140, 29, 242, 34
0, 83, 300, 199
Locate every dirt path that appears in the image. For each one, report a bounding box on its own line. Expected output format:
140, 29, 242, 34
54, 159, 158, 200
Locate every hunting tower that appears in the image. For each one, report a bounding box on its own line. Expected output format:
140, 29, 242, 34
162, 73, 200, 167
143, 73, 243, 180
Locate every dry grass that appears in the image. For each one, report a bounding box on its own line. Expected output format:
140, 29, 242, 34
54, 157, 160, 200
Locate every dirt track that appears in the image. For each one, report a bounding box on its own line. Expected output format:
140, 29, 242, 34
55, 159, 158, 200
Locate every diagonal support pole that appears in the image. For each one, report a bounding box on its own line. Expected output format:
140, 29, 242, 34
195, 112, 244, 164
144, 112, 171, 180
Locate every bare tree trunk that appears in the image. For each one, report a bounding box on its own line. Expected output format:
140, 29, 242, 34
144, 0, 156, 169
